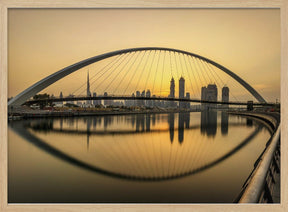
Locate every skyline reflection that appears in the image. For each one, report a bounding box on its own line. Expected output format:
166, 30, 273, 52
8, 111, 269, 183
25, 111, 232, 145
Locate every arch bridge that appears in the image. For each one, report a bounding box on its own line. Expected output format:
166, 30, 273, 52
8, 47, 267, 107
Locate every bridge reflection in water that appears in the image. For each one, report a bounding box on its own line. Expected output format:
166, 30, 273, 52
12, 111, 268, 180
9, 111, 270, 202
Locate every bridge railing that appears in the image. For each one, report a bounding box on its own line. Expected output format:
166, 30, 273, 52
24, 95, 279, 107
233, 113, 280, 203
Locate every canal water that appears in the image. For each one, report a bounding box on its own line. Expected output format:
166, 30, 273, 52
8, 111, 271, 203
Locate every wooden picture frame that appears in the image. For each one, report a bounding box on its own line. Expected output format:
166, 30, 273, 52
0, 0, 287, 211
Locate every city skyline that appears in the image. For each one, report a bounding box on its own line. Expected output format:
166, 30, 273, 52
8, 9, 280, 102
55, 74, 229, 108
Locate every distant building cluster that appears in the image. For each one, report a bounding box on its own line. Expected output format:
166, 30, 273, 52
124, 76, 192, 109
55, 72, 230, 110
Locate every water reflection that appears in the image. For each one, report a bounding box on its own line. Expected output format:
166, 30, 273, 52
221, 112, 229, 135
8, 112, 272, 203
9, 112, 265, 181
25, 111, 233, 144
201, 110, 217, 137
168, 113, 174, 143
246, 118, 254, 127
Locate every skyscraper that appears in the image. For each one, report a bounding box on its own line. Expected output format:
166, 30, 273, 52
141, 90, 145, 106
201, 86, 207, 110
201, 87, 207, 101
207, 84, 218, 109
131, 93, 135, 107
179, 76, 185, 109
87, 71, 91, 105
169, 77, 175, 108
136, 91, 140, 106
170, 77, 175, 98
206, 84, 217, 102
146, 89, 151, 107
104, 92, 108, 106
201, 84, 218, 109
222, 86, 229, 108
59, 91, 63, 106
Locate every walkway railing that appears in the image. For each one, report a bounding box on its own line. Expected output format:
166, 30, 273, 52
24, 95, 279, 106
233, 112, 280, 203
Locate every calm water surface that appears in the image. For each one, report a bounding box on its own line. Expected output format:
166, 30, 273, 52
8, 111, 271, 203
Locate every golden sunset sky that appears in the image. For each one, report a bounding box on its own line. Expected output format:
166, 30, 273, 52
8, 9, 280, 102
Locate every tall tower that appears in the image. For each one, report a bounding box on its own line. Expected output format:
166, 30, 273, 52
179, 76, 185, 109
141, 90, 145, 106
146, 89, 151, 107
87, 71, 91, 97
201, 86, 207, 110
87, 71, 91, 105
206, 84, 218, 109
170, 77, 175, 98
222, 86, 229, 108
136, 91, 140, 106
169, 77, 175, 108
207, 84, 218, 101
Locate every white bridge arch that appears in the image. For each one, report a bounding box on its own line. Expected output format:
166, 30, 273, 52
8, 47, 266, 106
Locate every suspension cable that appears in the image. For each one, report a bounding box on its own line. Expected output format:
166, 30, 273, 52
103, 51, 140, 93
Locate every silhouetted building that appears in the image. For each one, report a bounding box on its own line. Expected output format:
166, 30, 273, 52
222, 86, 229, 108
152, 95, 156, 107
131, 93, 135, 106
136, 90, 141, 106
207, 84, 217, 101
169, 77, 176, 108
87, 71, 92, 105
104, 92, 108, 106
58, 92, 63, 106
170, 77, 175, 98
179, 77, 185, 109
141, 90, 145, 106
201, 86, 207, 110
201, 84, 218, 110
146, 89, 152, 107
